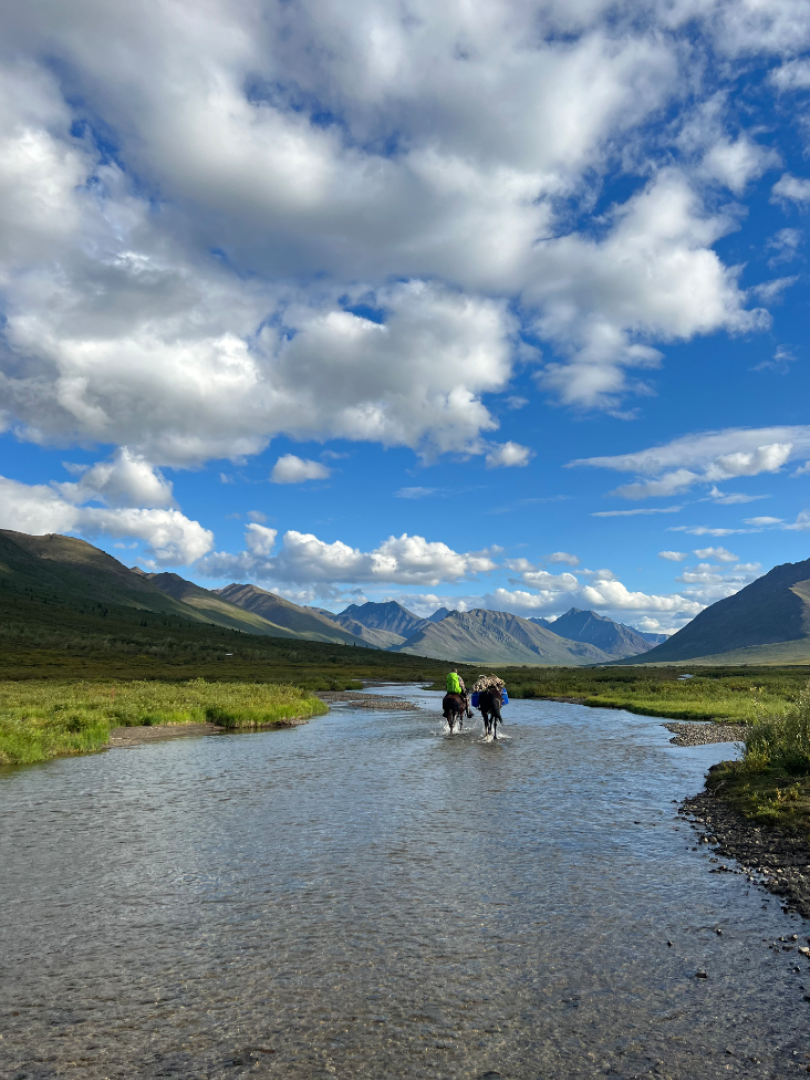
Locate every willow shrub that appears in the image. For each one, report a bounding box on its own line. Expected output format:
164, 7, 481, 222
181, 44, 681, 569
743, 687, 810, 775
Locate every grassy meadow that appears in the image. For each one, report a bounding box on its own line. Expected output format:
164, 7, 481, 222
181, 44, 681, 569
0, 679, 327, 765
496, 666, 810, 723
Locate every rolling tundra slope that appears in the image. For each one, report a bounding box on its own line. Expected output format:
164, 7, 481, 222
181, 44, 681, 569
143, 572, 305, 639
216, 583, 365, 646
627, 557, 810, 665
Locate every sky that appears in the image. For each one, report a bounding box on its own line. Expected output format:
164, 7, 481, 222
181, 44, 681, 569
1, 0, 809, 634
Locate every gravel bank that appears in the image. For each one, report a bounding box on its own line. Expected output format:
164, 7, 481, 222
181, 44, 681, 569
315, 690, 419, 711
681, 779, 810, 920
664, 721, 747, 746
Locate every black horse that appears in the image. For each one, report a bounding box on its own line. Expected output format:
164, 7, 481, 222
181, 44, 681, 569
442, 692, 467, 733
478, 687, 503, 740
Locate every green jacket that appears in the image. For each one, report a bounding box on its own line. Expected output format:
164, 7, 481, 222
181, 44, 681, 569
446, 672, 462, 694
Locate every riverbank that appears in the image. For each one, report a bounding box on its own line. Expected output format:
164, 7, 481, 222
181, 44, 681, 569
0, 679, 327, 765
682, 782, 810, 921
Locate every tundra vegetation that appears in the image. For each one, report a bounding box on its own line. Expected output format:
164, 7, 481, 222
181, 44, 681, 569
706, 688, 810, 833
0, 679, 327, 765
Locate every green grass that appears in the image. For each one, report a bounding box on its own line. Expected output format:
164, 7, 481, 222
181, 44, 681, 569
487, 666, 810, 723
705, 684, 810, 833
0, 679, 327, 765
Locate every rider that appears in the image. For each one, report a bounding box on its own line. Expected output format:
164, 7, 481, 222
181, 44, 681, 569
446, 668, 471, 716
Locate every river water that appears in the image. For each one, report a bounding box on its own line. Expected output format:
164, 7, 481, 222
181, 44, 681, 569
1, 687, 808, 1079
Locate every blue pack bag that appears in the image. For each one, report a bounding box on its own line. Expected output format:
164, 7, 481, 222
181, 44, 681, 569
500, 688, 509, 705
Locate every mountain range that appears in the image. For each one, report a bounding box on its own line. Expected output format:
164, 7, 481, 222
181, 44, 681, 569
23, 527, 810, 667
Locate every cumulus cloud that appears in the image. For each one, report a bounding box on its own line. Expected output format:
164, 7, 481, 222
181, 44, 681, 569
271, 455, 331, 484
57, 448, 175, 508
485, 441, 533, 468
659, 550, 688, 561
0, 475, 212, 565
198, 529, 497, 588
0, 0, 791, 479
694, 546, 738, 562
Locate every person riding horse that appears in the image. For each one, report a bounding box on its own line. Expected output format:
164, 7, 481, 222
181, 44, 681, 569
443, 667, 472, 731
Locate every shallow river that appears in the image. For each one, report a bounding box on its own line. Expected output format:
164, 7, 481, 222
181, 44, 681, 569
1, 688, 809, 1079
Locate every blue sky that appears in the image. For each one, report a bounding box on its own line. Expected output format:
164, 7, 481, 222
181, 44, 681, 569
1, 0, 810, 633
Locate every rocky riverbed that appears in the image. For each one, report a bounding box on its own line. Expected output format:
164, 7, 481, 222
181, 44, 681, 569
664, 721, 747, 746
682, 780, 810, 921
315, 689, 420, 710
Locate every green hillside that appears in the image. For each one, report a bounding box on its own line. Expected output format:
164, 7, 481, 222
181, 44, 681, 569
144, 572, 304, 639
628, 556, 810, 665
215, 583, 366, 646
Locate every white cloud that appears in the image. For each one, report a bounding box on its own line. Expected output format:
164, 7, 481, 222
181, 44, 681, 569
532, 169, 764, 410
694, 546, 738, 562
199, 529, 496, 587
271, 455, 331, 484
0, 0, 790, 476
659, 550, 688, 561
767, 227, 803, 265
245, 523, 278, 556
783, 510, 810, 532
771, 59, 810, 91
0, 475, 212, 565
744, 516, 783, 525
574, 427, 806, 500
772, 174, 810, 205
752, 345, 797, 373
592, 506, 682, 516
709, 442, 792, 478
57, 448, 175, 508
669, 525, 753, 536
702, 137, 779, 195
706, 485, 770, 504
612, 468, 698, 500
547, 551, 580, 566
485, 441, 533, 468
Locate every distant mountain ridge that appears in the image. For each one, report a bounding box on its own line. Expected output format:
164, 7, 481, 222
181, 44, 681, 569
392, 608, 614, 665
539, 608, 661, 659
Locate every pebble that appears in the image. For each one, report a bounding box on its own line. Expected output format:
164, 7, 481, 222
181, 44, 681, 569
695, 970, 708, 979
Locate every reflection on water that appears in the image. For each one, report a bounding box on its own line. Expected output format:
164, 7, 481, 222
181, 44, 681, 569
1, 688, 808, 1079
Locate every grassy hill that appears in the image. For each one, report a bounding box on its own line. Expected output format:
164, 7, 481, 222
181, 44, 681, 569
142, 572, 310, 638
215, 583, 366, 646
628, 556, 810, 665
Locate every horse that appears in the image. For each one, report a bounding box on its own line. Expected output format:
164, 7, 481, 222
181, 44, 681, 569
478, 687, 503, 740
442, 692, 468, 733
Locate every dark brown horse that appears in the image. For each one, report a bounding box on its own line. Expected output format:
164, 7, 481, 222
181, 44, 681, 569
442, 692, 467, 733
478, 687, 503, 740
